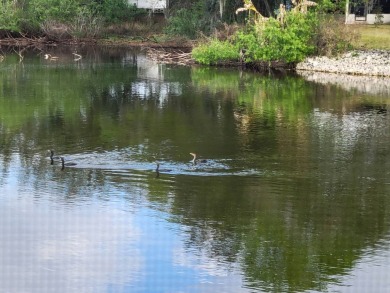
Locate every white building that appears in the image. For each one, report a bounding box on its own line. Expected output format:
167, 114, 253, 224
345, 0, 390, 24
128, 0, 167, 12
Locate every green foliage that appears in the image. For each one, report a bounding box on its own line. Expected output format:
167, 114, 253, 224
233, 27, 259, 60
316, 0, 346, 13
1, 0, 146, 35
0, 1, 21, 32
192, 39, 240, 65
268, 12, 317, 62
192, 3, 358, 65
165, 2, 205, 39
17, 0, 80, 33
235, 11, 318, 63
89, 0, 146, 24
27, 0, 79, 23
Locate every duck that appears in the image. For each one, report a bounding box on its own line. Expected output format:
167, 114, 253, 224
44, 54, 59, 61
189, 153, 207, 165
60, 157, 77, 170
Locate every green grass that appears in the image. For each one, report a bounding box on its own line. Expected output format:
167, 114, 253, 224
352, 24, 390, 50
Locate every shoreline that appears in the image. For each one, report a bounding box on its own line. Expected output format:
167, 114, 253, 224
296, 50, 390, 77
1, 37, 390, 77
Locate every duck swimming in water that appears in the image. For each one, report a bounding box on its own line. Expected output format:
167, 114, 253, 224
189, 153, 207, 165
60, 157, 77, 170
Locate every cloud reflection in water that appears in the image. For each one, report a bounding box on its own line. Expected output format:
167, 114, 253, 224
0, 195, 142, 293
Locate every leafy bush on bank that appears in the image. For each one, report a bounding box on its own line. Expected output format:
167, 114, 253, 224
0, 1, 20, 33
192, 39, 240, 65
193, 11, 318, 65
238, 12, 317, 63
192, 9, 358, 66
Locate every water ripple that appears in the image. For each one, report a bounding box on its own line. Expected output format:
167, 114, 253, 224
53, 151, 264, 177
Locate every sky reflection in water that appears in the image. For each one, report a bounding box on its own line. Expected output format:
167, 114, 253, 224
0, 175, 248, 293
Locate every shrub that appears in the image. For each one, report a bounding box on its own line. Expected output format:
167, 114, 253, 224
89, 0, 146, 24
27, 0, 79, 24
316, 0, 346, 13
16, 0, 145, 35
0, 1, 21, 32
234, 27, 261, 62
164, 2, 204, 39
314, 15, 358, 56
263, 12, 317, 62
234, 11, 318, 63
19, 0, 80, 34
192, 39, 240, 65
28, 0, 145, 26
193, 6, 359, 65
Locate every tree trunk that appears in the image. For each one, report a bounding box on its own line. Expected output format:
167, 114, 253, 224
219, 0, 226, 18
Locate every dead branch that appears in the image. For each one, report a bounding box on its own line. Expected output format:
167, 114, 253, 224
145, 48, 194, 65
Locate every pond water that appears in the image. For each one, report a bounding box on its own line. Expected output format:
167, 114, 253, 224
0, 47, 389, 293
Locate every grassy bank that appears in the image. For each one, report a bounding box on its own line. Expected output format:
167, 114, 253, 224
352, 24, 390, 50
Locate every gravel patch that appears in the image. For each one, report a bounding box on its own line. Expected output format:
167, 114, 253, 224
296, 50, 390, 77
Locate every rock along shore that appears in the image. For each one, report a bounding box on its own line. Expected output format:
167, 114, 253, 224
296, 50, 390, 77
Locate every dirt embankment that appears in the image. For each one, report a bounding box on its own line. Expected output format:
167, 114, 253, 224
0, 35, 192, 49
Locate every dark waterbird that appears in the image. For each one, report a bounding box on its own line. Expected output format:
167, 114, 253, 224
60, 157, 77, 170
49, 150, 61, 165
155, 162, 172, 178
189, 153, 207, 165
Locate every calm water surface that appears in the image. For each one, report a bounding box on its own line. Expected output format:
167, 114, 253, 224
0, 47, 389, 293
